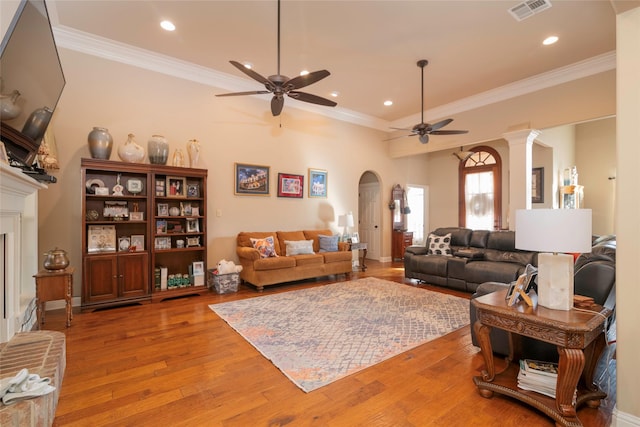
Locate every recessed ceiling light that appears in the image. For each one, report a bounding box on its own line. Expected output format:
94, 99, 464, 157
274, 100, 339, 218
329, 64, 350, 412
160, 20, 176, 31
330, 91, 339, 98
384, 100, 393, 106
300, 70, 309, 76
543, 35, 558, 45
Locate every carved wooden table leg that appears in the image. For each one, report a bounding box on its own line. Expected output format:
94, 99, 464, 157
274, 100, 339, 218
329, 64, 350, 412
581, 331, 607, 407
556, 347, 585, 418
474, 320, 495, 398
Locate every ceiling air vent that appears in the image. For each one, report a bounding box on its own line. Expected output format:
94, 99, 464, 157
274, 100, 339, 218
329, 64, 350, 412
509, 0, 552, 21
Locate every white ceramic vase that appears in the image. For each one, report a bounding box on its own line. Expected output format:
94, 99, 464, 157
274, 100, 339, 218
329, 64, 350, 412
117, 133, 145, 163
172, 148, 185, 167
187, 139, 200, 168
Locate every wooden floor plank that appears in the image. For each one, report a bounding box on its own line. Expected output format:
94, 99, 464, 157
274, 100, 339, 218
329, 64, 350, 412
43, 262, 613, 426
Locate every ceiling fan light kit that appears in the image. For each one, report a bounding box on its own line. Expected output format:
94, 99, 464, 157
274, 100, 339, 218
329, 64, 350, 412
386, 60, 469, 144
216, 0, 336, 117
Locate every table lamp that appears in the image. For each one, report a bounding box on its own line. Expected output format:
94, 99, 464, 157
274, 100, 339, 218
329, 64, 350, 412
338, 212, 354, 241
515, 209, 592, 310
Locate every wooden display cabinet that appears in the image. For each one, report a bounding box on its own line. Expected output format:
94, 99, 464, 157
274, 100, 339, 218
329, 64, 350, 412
392, 230, 413, 261
81, 159, 208, 310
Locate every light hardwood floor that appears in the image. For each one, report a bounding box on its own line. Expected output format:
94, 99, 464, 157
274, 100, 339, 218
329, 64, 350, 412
45, 261, 615, 426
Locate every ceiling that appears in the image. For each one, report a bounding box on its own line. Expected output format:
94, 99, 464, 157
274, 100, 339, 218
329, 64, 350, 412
48, 1, 625, 127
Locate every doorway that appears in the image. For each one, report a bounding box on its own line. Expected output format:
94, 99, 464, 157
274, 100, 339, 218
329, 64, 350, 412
358, 172, 382, 260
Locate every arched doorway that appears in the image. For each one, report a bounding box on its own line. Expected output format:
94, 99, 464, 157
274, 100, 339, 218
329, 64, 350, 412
358, 171, 382, 260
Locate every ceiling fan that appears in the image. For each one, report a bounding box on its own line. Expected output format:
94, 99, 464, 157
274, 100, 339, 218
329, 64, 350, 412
387, 60, 468, 144
215, 0, 336, 117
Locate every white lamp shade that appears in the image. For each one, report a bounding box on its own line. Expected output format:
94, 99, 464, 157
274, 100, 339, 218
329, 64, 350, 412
515, 209, 592, 254
346, 212, 354, 227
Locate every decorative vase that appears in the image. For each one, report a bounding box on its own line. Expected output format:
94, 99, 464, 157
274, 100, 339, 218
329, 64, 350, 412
87, 127, 113, 159
117, 133, 145, 163
22, 106, 53, 143
172, 148, 185, 167
0, 90, 21, 120
43, 247, 69, 271
187, 139, 200, 168
148, 134, 169, 165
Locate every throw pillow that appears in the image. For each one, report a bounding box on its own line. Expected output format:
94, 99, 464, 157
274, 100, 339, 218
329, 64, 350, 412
250, 236, 278, 258
318, 234, 339, 252
427, 233, 452, 256
284, 240, 315, 256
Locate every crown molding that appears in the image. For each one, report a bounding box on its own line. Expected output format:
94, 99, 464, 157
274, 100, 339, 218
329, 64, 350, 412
53, 25, 614, 133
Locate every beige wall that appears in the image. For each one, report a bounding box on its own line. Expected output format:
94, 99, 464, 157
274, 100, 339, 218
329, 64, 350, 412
575, 118, 617, 235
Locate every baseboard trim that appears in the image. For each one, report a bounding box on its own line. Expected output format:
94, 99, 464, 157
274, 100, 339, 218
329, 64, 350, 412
45, 297, 81, 311
613, 405, 640, 427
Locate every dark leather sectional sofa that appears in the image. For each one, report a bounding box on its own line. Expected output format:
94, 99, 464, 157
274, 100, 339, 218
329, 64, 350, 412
404, 227, 538, 293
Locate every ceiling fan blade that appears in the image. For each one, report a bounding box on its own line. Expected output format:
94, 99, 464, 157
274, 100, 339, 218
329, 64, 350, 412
286, 70, 330, 90
229, 60, 272, 86
216, 90, 271, 97
389, 126, 413, 131
419, 134, 429, 144
429, 118, 454, 131
383, 133, 417, 142
288, 91, 337, 107
430, 130, 470, 135
271, 96, 285, 116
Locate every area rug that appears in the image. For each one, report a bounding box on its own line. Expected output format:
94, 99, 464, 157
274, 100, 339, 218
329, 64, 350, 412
209, 277, 470, 392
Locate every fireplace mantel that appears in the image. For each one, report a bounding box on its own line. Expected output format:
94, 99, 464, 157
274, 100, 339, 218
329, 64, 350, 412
1, 162, 46, 343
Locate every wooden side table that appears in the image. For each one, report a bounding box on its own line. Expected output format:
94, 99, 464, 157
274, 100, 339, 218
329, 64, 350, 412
34, 267, 74, 327
472, 290, 611, 427
350, 242, 367, 271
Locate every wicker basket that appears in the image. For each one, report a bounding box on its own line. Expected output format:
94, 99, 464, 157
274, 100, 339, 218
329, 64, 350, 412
207, 271, 239, 294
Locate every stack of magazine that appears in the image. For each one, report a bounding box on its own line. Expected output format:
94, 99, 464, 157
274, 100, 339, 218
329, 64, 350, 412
517, 359, 558, 398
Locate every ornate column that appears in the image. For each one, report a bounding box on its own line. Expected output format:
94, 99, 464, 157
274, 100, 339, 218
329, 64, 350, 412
502, 129, 540, 230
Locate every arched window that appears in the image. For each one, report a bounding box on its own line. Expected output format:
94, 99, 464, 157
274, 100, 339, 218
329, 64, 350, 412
458, 146, 502, 230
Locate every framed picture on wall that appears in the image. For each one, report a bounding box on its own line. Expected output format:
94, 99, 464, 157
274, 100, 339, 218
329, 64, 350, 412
532, 167, 544, 203
234, 163, 270, 195
277, 173, 304, 198
308, 168, 328, 198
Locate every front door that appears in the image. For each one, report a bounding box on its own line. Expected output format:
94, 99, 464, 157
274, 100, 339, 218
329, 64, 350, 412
359, 182, 381, 260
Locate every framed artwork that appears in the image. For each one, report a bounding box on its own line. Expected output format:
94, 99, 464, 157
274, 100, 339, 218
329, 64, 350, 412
186, 218, 199, 232
129, 211, 144, 221
192, 261, 205, 275
155, 179, 166, 196
234, 163, 270, 195
180, 202, 192, 216
308, 168, 327, 198
166, 176, 186, 197
157, 203, 168, 216
156, 219, 167, 234
130, 234, 145, 251
350, 232, 360, 244
87, 225, 116, 253
187, 183, 199, 198
532, 167, 544, 203
277, 173, 304, 198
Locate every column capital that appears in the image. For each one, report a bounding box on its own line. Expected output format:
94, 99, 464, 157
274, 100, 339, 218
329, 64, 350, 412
503, 129, 541, 146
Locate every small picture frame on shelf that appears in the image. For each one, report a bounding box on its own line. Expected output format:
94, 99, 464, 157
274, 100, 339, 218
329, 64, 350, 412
157, 203, 169, 216
186, 236, 200, 247
103, 201, 129, 219
94, 187, 109, 196
180, 202, 192, 216
87, 225, 116, 253
130, 234, 144, 251
187, 183, 199, 198
129, 211, 144, 221
186, 218, 199, 233
156, 219, 167, 234
191, 206, 199, 217
192, 261, 205, 275
154, 236, 171, 250
155, 179, 166, 197
166, 176, 187, 197
350, 232, 360, 244
118, 236, 131, 252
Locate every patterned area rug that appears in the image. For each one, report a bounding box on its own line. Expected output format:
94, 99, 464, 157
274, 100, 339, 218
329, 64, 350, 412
209, 277, 470, 392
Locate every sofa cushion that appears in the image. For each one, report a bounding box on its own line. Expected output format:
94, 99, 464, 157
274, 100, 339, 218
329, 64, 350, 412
277, 230, 306, 244
238, 231, 281, 255
284, 240, 315, 256
253, 256, 296, 271
470, 230, 490, 248
303, 229, 333, 252
433, 227, 472, 247
487, 231, 516, 251
322, 250, 352, 264
427, 233, 452, 256
318, 234, 339, 252
250, 236, 278, 258
292, 253, 324, 266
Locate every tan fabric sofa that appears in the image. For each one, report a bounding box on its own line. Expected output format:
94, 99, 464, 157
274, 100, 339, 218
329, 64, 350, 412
236, 230, 352, 291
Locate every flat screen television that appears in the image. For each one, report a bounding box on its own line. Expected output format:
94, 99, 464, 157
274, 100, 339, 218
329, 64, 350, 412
0, 0, 65, 165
